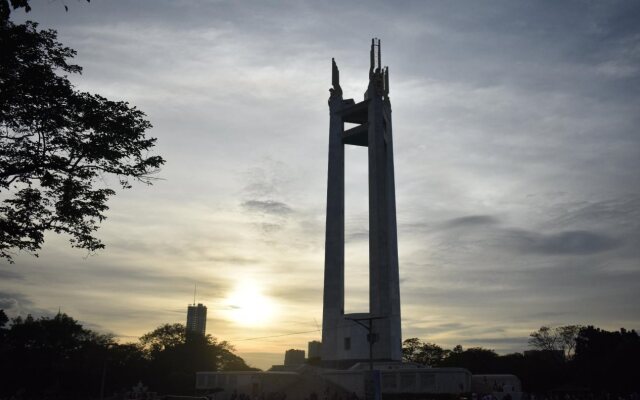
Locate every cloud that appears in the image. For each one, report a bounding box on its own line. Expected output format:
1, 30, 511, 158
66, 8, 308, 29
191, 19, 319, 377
0, 291, 52, 318
0, 297, 19, 309
269, 284, 322, 304
0, 269, 23, 280
413, 322, 473, 335
346, 230, 369, 243
545, 196, 640, 232
443, 215, 500, 229
0, 291, 32, 310
468, 337, 529, 347
242, 200, 293, 215
424, 211, 621, 256
507, 229, 621, 255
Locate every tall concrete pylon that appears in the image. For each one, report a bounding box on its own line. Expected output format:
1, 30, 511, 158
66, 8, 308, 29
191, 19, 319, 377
322, 39, 401, 368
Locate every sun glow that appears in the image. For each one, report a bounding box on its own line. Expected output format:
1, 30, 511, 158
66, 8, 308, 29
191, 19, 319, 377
225, 280, 276, 326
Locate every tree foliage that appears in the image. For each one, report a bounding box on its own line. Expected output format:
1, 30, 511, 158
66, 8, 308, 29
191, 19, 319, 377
440, 346, 500, 373
573, 326, 640, 392
528, 325, 581, 359
0, 0, 32, 21
139, 322, 187, 354
141, 322, 255, 373
0, 308, 7, 328
1, 0, 90, 23
402, 326, 640, 393
0, 5, 164, 263
0, 314, 256, 399
402, 337, 450, 366
138, 322, 257, 393
0, 313, 118, 399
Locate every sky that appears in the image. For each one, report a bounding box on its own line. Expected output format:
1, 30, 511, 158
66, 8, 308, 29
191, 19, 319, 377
2, 0, 640, 370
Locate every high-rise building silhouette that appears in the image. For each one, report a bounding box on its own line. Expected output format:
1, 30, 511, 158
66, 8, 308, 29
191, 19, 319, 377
284, 349, 306, 366
308, 340, 322, 359
186, 303, 207, 336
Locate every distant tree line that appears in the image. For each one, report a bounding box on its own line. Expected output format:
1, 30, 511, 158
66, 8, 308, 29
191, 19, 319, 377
403, 325, 640, 393
0, 309, 257, 399
2, 311, 638, 398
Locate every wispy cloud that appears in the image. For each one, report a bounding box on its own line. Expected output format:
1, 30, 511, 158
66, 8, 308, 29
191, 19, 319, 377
242, 200, 293, 215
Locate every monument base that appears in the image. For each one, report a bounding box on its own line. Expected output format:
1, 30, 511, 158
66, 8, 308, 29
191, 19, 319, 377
320, 358, 398, 370
196, 364, 475, 400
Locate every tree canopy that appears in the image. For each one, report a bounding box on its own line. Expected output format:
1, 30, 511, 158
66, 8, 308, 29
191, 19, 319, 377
402, 337, 451, 366
0, 314, 256, 399
574, 326, 640, 392
138, 322, 257, 393
528, 325, 582, 359
140, 322, 188, 354
0, 313, 116, 398
0, 308, 7, 328
402, 327, 640, 393
0, 2, 164, 263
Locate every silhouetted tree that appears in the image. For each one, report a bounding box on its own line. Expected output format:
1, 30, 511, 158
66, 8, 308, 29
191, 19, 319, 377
140, 323, 187, 354
0, 1, 164, 263
140, 323, 257, 394
0, 314, 256, 398
1, 0, 89, 22
0, 309, 7, 346
0, 313, 117, 399
529, 326, 558, 351
441, 347, 500, 373
99, 342, 148, 397
0, 0, 31, 20
0, 308, 7, 328
396, 329, 640, 393
402, 337, 450, 366
556, 325, 581, 358
573, 326, 640, 392
402, 337, 422, 362
529, 325, 581, 359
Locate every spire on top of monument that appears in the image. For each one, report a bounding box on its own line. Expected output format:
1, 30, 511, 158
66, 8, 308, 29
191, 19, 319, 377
369, 38, 389, 98
330, 58, 342, 97
384, 65, 390, 99
369, 38, 383, 77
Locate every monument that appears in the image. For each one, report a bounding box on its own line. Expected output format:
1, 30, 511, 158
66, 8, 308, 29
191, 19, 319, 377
322, 38, 402, 368
195, 40, 492, 399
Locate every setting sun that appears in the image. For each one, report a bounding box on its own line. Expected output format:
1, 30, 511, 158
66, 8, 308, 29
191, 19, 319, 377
225, 280, 277, 326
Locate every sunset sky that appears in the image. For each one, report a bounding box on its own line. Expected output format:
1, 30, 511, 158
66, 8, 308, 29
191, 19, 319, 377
2, 0, 639, 370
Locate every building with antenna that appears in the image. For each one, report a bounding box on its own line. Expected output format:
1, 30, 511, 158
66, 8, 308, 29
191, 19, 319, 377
186, 303, 207, 336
